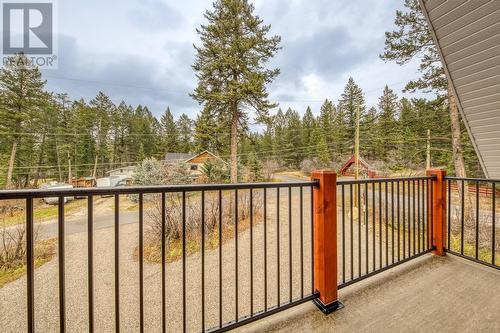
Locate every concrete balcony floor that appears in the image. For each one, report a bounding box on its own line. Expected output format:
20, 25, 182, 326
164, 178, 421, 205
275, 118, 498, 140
239, 255, 500, 332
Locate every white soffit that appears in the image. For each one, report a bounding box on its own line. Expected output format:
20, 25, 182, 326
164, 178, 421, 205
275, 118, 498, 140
420, 0, 500, 178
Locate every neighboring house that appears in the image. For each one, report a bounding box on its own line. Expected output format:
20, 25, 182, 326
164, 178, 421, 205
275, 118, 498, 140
106, 165, 136, 178
339, 154, 377, 178
164, 152, 195, 165
164, 151, 226, 178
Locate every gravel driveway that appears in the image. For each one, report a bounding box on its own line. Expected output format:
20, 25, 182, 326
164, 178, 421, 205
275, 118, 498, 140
1, 185, 422, 332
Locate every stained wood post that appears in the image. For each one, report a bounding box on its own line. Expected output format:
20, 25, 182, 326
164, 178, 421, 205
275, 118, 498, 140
311, 170, 343, 314
427, 169, 447, 256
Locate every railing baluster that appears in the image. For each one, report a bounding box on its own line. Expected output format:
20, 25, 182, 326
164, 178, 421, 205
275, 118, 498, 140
264, 188, 268, 310
408, 181, 411, 257
461, 180, 465, 255
397, 181, 400, 262
493, 183, 496, 266
182, 191, 186, 333
201, 190, 206, 329
26, 197, 34, 333
413, 180, 416, 256
475, 182, 480, 260
391, 181, 395, 264
417, 180, 421, 254
88, 195, 94, 333
358, 183, 361, 277
288, 186, 292, 303
447, 180, 451, 251
161, 192, 166, 333
365, 182, 369, 275
139, 193, 144, 333
372, 183, 375, 272
350, 184, 354, 281
402, 181, 406, 259
250, 189, 254, 315
218, 190, 223, 328
379, 183, 382, 269
277, 187, 280, 306
235, 189, 239, 321
385, 182, 388, 266
341, 184, 345, 283
299, 186, 304, 299
114, 194, 120, 332
310, 185, 314, 295
58, 196, 66, 333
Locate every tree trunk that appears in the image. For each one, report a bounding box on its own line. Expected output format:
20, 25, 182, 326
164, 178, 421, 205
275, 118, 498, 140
55, 140, 63, 182
448, 86, 467, 178
230, 102, 238, 184
6, 140, 18, 189
33, 132, 47, 187
448, 85, 473, 222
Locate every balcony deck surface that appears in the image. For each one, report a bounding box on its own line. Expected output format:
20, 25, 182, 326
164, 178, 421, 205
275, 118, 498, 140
238, 255, 500, 333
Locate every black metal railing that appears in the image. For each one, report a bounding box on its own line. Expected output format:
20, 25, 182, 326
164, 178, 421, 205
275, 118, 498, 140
0, 181, 318, 333
444, 177, 499, 270
336, 177, 435, 288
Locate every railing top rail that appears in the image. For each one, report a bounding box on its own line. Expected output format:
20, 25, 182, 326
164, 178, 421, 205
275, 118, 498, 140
337, 176, 435, 185
0, 180, 319, 200
444, 176, 500, 183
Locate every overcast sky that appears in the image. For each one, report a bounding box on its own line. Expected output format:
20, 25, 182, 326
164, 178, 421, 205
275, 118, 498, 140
42, 0, 426, 122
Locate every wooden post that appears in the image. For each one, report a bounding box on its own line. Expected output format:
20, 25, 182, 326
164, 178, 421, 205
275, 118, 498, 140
427, 169, 447, 256
311, 170, 343, 314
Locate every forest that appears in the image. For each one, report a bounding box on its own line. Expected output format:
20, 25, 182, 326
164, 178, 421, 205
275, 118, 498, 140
0, 53, 481, 189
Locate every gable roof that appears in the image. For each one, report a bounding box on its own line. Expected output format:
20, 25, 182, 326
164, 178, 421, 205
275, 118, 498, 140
165, 152, 195, 163
339, 155, 371, 175
184, 150, 226, 164
419, 0, 500, 178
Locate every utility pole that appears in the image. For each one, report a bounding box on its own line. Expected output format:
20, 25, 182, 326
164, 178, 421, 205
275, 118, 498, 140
68, 158, 72, 183
354, 104, 361, 216
355, 104, 360, 181
426, 129, 431, 170
92, 155, 98, 178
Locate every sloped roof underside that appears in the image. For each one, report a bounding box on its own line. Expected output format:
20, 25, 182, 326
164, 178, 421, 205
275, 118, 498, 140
420, 0, 500, 178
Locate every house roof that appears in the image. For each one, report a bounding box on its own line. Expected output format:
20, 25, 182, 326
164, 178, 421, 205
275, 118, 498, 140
184, 150, 226, 164
164, 152, 195, 163
419, 0, 500, 178
105, 166, 135, 175
339, 154, 371, 175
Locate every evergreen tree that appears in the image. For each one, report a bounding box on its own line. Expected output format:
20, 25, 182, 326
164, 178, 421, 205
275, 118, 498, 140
377, 86, 399, 160
338, 77, 365, 155
381, 0, 470, 178
191, 0, 281, 183
301, 107, 316, 159
0, 53, 47, 187
176, 113, 194, 153
161, 107, 179, 153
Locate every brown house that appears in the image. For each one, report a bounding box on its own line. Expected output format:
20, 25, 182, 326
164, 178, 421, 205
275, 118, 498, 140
164, 151, 226, 177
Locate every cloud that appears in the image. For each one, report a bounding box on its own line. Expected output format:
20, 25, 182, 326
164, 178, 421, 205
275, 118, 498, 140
129, 0, 183, 31
42, 34, 198, 118
36, 0, 422, 122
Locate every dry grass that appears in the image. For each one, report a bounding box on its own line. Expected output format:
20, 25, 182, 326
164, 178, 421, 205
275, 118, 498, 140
135, 190, 263, 264
0, 238, 56, 288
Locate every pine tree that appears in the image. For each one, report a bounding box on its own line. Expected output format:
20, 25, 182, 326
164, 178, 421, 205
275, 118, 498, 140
194, 106, 227, 154
176, 113, 194, 153
377, 86, 399, 160
338, 77, 365, 155
301, 107, 316, 159
0, 53, 47, 187
191, 0, 281, 183
381, 0, 469, 178
160, 107, 179, 153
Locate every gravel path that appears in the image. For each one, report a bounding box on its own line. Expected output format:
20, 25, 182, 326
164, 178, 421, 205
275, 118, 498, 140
1, 186, 424, 332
